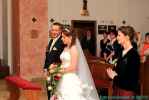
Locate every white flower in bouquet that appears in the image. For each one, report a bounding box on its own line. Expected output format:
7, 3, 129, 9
48, 86, 52, 91
47, 76, 51, 82
47, 63, 63, 97
50, 69, 55, 73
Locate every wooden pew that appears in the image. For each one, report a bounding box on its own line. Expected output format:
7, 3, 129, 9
87, 56, 147, 96
0, 65, 9, 78
143, 56, 149, 95
5, 76, 42, 100
89, 60, 113, 97
140, 62, 145, 95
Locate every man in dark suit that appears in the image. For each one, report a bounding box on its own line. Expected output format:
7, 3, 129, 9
43, 22, 65, 100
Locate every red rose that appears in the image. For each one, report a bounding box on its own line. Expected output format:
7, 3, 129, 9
54, 75, 61, 81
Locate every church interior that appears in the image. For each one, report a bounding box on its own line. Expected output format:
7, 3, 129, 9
0, 0, 149, 100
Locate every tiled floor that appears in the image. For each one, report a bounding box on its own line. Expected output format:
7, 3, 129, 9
0, 79, 10, 100
0, 64, 149, 100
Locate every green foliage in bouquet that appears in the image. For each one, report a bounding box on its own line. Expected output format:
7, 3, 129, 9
46, 63, 63, 96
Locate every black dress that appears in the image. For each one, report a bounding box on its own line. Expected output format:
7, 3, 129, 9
113, 48, 140, 94
100, 39, 110, 57
104, 40, 122, 61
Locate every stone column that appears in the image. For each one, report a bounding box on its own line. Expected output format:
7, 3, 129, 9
12, 0, 48, 79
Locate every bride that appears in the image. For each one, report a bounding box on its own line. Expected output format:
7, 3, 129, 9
51, 28, 99, 100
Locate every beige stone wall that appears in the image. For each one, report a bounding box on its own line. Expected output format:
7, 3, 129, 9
11, 0, 48, 79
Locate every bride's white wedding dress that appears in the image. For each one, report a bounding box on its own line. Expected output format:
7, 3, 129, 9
57, 39, 99, 100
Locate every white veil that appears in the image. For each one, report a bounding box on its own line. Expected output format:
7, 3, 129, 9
76, 38, 100, 100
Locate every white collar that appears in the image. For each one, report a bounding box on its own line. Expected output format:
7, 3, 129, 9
122, 46, 133, 56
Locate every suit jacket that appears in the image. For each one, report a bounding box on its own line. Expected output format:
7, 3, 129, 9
44, 36, 65, 69
81, 36, 96, 56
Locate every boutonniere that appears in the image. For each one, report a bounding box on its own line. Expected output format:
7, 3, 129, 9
53, 47, 58, 51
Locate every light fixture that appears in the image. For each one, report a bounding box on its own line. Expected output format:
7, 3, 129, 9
80, 0, 89, 16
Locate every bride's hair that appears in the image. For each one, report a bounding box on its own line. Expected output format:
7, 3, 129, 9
62, 27, 76, 47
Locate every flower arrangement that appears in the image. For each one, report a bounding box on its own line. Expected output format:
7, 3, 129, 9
46, 63, 63, 98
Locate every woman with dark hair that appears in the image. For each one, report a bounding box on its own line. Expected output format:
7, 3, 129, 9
100, 32, 110, 58
51, 28, 99, 100
107, 26, 140, 99
104, 31, 122, 64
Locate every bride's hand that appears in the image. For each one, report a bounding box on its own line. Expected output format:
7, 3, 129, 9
49, 64, 57, 70
60, 67, 65, 74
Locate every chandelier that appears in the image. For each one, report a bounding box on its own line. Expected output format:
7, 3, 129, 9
80, 0, 89, 16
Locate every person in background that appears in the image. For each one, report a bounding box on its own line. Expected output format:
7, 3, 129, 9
81, 30, 96, 56
43, 22, 65, 100
140, 32, 149, 63
104, 31, 122, 64
131, 32, 138, 50
100, 32, 110, 58
107, 26, 140, 99
134, 32, 141, 49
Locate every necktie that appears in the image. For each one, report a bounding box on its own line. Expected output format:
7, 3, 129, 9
47, 39, 53, 50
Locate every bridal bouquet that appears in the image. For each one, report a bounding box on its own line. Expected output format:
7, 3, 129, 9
46, 63, 63, 97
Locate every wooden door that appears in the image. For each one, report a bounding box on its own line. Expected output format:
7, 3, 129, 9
71, 20, 97, 56
11, 0, 20, 75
